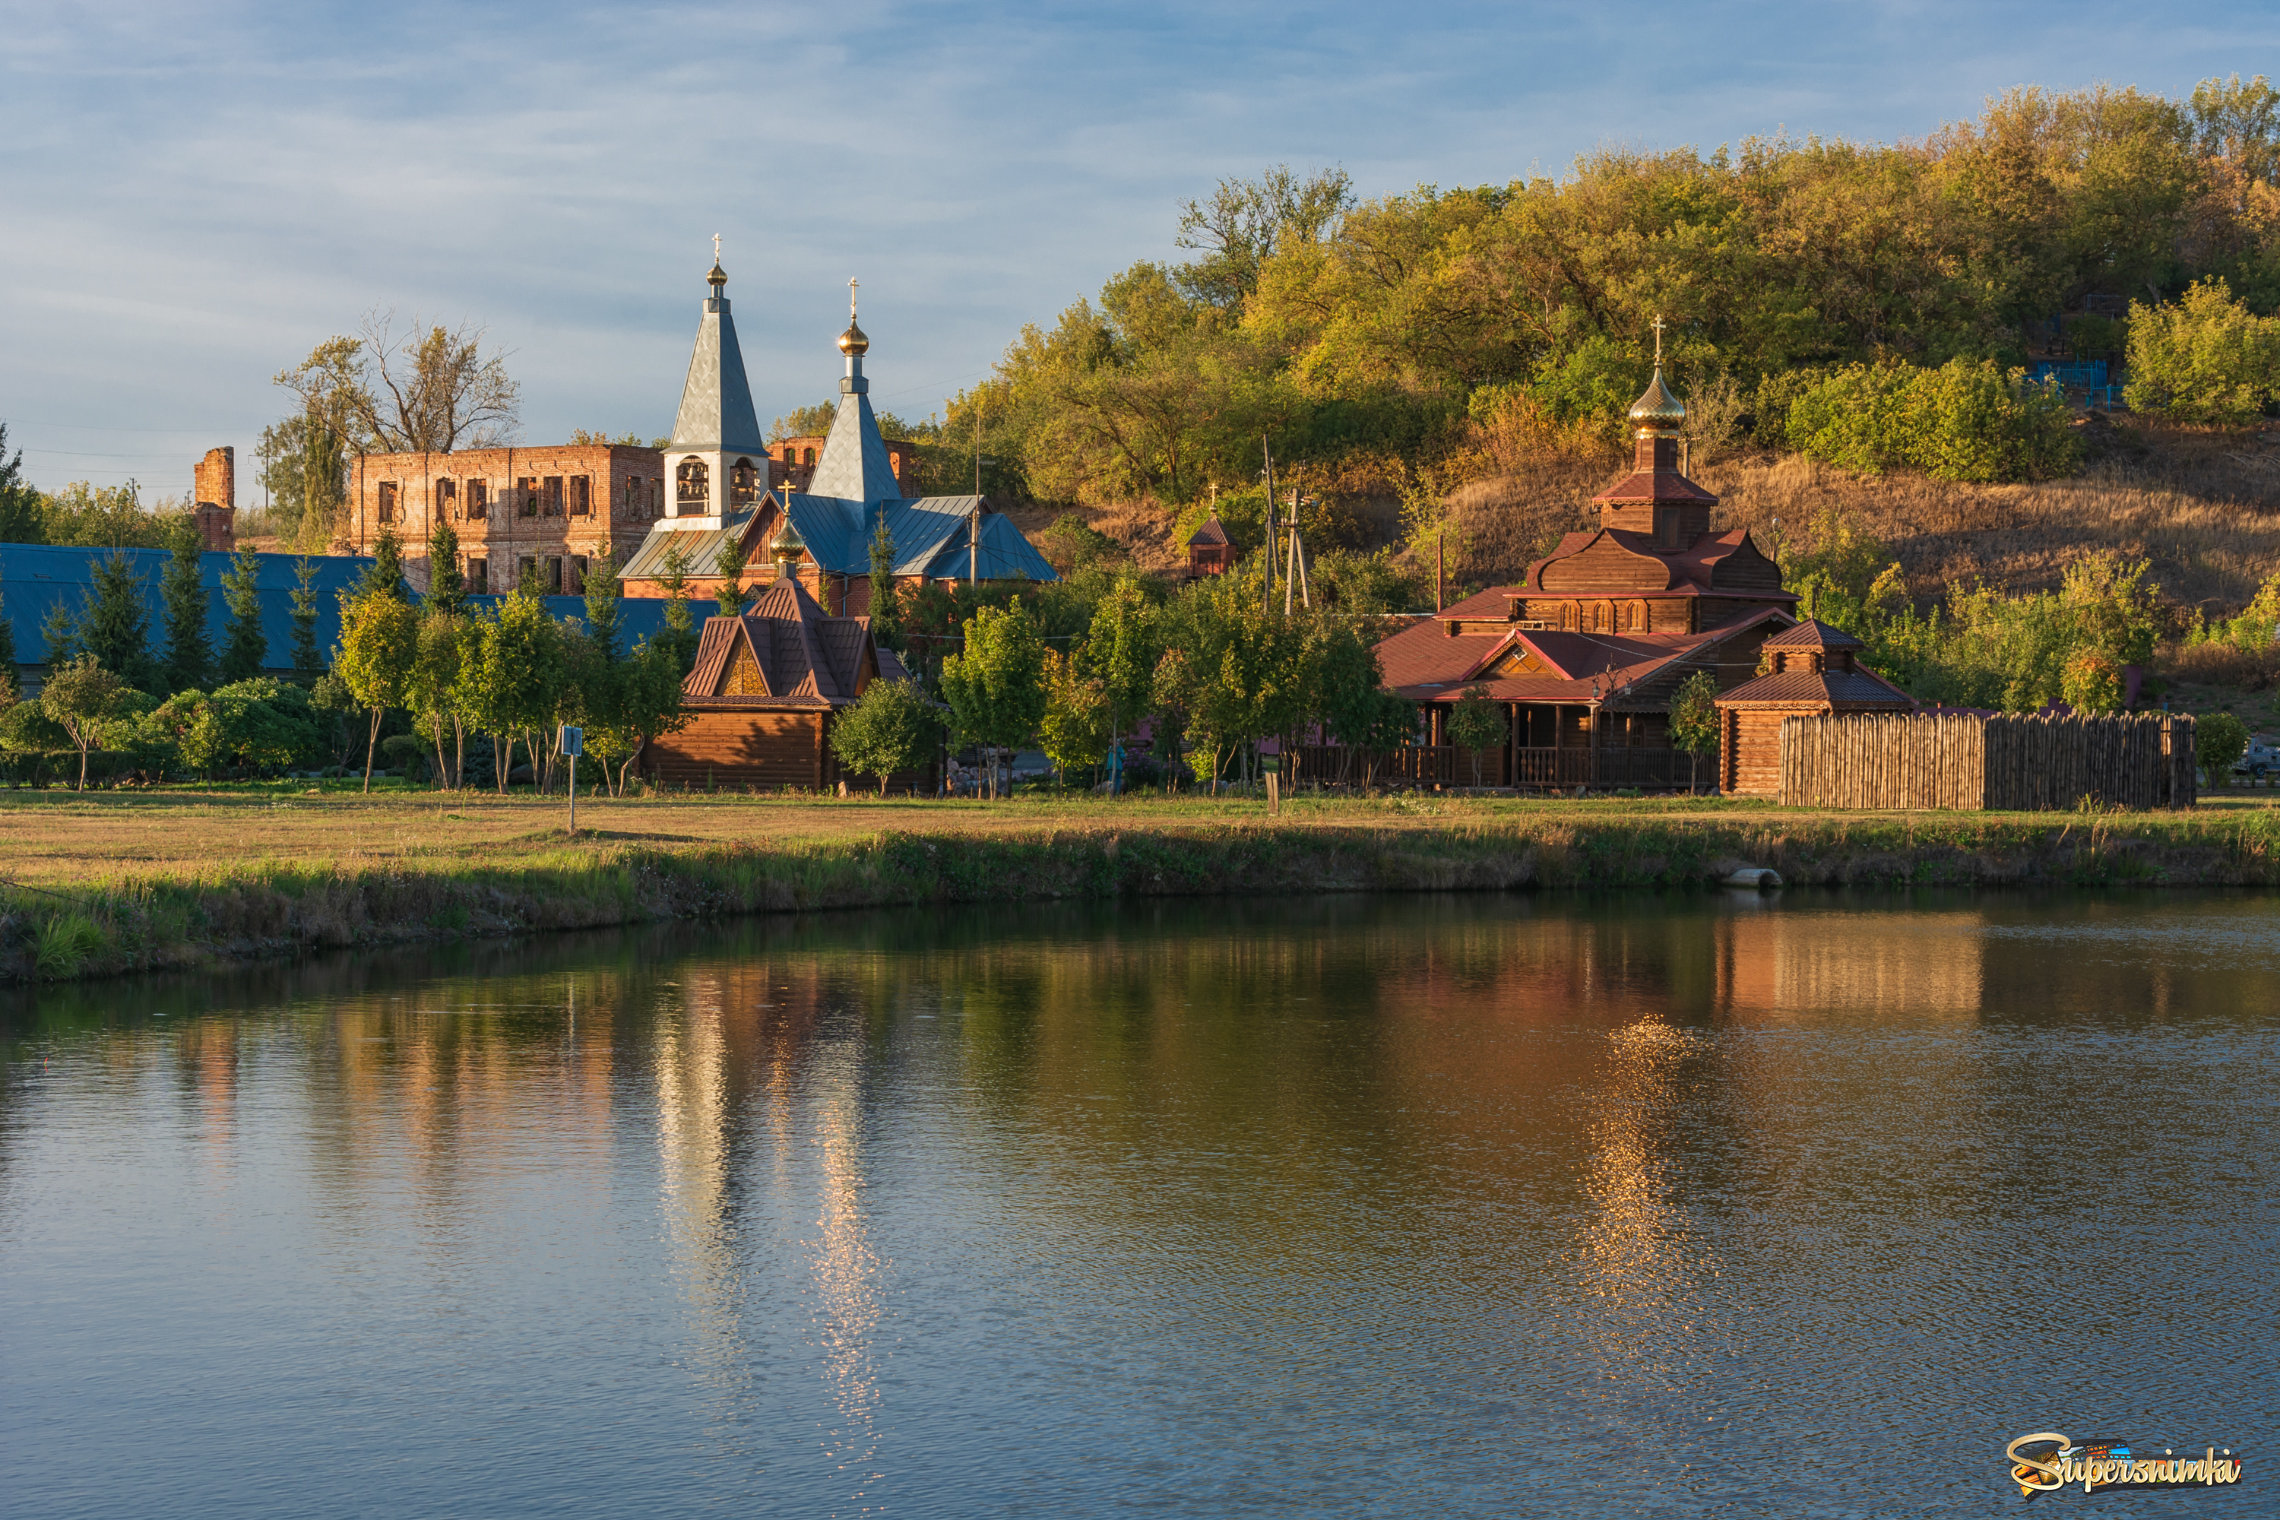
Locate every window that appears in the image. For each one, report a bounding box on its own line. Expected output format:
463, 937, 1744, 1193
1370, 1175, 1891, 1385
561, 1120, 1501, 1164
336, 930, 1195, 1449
730, 457, 758, 507
801, 447, 815, 466
547, 555, 564, 593
571, 555, 589, 593
518, 477, 539, 516
433, 478, 456, 517
377, 481, 398, 523
676, 457, 708, 514
625, 476, 641, 518
517, 555, 538, 590
467, 479, 489, 520
468, 557, 489, 595
568, 476, 591, 516
542, 476, 563, 516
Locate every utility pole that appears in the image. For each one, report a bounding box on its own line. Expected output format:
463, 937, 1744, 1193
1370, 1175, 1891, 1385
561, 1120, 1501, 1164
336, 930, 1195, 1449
1259, 434, 1277, 610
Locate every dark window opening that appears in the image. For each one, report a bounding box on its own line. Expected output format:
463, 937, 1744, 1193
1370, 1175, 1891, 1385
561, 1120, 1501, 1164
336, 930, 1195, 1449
571, 555, 589, 593
467, 479, 488, 520
542, 476, 563, 516
730, 457, 758, 507
625, 476, 641, 518
517, 555, 538, 590
377, 481, 398, 524
518, 476, 539, 516
568, 476, 591, 516
433, 478, 456, 517
468, 557, 489, 595
801, 447, 815, 466
547, 555, 564, 594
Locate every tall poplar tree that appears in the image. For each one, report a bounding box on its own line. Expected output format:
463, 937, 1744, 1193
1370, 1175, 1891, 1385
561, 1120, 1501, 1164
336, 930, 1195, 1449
158, 537, 212, 693
426, 518, 466, 617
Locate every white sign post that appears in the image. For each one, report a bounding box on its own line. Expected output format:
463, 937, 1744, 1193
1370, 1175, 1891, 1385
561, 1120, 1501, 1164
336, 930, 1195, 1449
560, 725, 584, 834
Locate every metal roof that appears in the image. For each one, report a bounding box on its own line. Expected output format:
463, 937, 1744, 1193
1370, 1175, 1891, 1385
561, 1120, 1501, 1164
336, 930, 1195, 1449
776, 493, 1059, 583
806, 390, 903, 504
615, 511, 762, 584
665, 285, 766, 454
0, 543, 676, 672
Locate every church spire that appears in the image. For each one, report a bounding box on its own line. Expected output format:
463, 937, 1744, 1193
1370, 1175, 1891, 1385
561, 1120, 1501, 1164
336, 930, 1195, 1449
666, 241, 765, 460
807, 278, 902, 505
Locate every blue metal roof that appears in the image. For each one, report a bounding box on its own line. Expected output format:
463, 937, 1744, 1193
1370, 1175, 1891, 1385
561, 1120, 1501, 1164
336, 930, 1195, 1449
0, 543, 678, 671
778, 492, 1058, 582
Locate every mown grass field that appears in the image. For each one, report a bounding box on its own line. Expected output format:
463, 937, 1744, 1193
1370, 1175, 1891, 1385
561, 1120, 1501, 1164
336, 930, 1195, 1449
4, 781, 2279, 984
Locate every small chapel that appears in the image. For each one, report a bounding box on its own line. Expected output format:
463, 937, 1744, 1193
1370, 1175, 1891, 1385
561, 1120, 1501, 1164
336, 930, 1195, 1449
617, 266, 1057, 610
1371, 341, 1828, 788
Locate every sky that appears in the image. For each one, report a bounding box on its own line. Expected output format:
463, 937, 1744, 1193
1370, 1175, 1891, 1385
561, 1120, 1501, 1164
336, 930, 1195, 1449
3, 0, 2277, 502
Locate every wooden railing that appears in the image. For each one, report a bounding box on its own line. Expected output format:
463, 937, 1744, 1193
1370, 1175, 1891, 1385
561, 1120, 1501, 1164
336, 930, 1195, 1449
1283, 744, 1711, 792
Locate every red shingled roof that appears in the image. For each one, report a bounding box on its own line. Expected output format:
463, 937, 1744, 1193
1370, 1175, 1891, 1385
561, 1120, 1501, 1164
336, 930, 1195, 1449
683, 574, 882, 709
1762, 617, 1864, 650
1714, 666, 1914, 709
1376, 606, 1791, 708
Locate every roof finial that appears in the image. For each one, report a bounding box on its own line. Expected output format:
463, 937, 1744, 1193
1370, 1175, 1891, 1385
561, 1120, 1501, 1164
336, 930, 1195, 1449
714, 232, 722, 264
706, 233, 727, 292
1651, 314, 1665, 371
849, 277, 859, 320
838, 278, 870, 358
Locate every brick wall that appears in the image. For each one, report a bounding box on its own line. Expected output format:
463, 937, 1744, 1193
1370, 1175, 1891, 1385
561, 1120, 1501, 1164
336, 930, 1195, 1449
350, 443, 666, 593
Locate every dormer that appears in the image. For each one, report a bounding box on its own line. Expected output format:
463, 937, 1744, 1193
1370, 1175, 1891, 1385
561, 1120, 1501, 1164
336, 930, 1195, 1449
1759, 619, 1863, 675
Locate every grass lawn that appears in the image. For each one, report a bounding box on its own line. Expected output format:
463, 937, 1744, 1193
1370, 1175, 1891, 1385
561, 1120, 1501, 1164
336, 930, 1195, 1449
3, 778, 2275, 892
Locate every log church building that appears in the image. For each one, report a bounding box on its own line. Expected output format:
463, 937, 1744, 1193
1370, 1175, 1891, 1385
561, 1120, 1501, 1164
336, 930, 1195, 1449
1371, 359, 1911, 789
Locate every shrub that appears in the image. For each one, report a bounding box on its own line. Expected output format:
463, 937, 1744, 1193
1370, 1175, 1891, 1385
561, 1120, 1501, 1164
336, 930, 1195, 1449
2061, 652, 2124, 713
1784, 358, 2080, 482
2197, 710, 2251, 782
830, 678, 943, 795
2124, 277, 2280, 426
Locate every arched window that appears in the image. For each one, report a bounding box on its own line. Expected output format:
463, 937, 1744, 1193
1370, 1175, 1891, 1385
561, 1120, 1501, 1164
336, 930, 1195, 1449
676, 457, 709, 514
730, 457, 758, 507
802, 447, 816, 467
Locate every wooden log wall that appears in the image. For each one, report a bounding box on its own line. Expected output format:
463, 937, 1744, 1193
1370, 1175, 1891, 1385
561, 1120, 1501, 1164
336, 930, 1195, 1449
1780, 712, 2197, 811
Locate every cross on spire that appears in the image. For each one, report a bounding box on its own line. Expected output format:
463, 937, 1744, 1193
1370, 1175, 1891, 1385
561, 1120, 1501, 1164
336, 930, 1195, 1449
1652, 314, 1665, 368
713, 232, 722, 263
849, 277, 859, 319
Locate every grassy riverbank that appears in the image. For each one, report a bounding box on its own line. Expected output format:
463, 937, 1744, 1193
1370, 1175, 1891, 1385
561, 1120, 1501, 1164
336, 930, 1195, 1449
5, 786, 2280, 982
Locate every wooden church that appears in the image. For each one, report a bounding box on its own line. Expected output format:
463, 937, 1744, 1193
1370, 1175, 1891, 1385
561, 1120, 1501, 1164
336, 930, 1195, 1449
1371, 353, 1805, 788
644, 557, 934, 793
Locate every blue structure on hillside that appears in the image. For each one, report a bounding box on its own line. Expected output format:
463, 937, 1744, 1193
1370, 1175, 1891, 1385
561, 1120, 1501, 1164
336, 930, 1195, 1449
0, 544, 674, 675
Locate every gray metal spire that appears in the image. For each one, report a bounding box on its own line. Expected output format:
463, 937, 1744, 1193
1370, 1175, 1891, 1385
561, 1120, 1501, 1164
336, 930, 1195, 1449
666, 253, 766, 454
807, 280, 902, 503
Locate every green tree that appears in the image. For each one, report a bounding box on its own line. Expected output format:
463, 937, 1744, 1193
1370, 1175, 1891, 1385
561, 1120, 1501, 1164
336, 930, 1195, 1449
40, 654, 130, 788
40, 600, 79, 671
0, 591, 19, 705
457, 589, 563, 792
407, 609, 469, 788
78, 551, 156, 689
158, 537, 212, 694
288, 557, 325, 681
2124, 277, 2280, 425
2197, 710, 2251, 785
1151, 570, 1301, 789
938, 598, 1047, 798
582, 550, 623, 664
1081, 573, 1162, 791
713, 536, 750, 618
1039, 646, 1112, 783
1667, 669, 1720, 794
655, 538, 699, 673
829, 676, 940, 795
868, 519, 900, 647
2061, 651, 2124, 714
275, 315, 520, 455
256, 408, 346, 550
38, 481, 189, 549
426, 518, 466, 618
0, 422, 41, 543
356, 527, 409, 602
1447, 683, 1504, 787
217, 544, 267, 683
334, 589, 418, 792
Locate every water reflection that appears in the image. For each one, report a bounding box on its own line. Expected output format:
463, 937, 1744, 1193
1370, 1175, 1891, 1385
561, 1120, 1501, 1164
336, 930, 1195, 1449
4, 891, 2279, 1518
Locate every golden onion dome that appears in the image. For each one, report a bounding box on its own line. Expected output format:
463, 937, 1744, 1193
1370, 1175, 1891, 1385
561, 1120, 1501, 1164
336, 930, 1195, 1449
1628, 368, 1687, 430
770, 516, 806, 554
707, 260, 728, 288
837, 320, 869, 357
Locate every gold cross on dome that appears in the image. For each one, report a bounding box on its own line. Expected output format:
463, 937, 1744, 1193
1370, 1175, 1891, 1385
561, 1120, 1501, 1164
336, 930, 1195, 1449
849, 277, 859, 318
1652, 314, 1665, 366
713, 232, 722, 263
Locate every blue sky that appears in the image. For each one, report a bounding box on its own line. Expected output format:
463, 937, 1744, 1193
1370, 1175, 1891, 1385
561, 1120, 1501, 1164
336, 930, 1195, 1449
3, 0, 2275, 500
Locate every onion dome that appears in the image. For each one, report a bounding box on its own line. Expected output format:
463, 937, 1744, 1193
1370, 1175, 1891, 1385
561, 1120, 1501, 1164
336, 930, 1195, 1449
837, 320, 869, 357
1628, 368, 1687, 431
707, 259, 728, 290
769, 515, 806, 570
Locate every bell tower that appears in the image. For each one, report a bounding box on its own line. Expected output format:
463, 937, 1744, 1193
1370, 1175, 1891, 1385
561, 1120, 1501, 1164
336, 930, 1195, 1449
662, 237, 768, 525
1592, 316, 1716, 551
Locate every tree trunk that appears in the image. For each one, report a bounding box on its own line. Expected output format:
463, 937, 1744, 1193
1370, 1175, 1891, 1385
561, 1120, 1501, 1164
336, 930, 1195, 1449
363, 707, 382, 793
453, 718, 465, 792
77, 742, 89, 791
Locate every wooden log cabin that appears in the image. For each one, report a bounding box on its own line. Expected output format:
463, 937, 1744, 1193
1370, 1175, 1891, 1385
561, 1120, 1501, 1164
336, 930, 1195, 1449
645, 570, 934, 793
1371, 363, 1800, 788
1713, 619, 1915, 797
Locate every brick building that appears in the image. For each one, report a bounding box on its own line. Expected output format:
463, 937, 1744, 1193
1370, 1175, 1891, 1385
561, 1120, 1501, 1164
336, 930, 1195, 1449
348, 441, 665, 594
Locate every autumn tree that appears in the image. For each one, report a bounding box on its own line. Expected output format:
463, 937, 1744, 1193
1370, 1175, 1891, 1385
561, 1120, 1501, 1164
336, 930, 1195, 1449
41, 655, 129, 789
829, 677, 940, 795
939, 599, 1046, 798
335, 589, 418, 792
274, 312, 520, 455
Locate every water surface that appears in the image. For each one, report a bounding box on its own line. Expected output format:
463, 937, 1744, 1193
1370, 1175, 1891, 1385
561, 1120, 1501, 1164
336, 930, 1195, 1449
4, 892, 2276, 1516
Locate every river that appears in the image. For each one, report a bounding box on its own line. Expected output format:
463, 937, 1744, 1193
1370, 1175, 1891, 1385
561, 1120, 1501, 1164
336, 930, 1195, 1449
3, 891, 2276, 1516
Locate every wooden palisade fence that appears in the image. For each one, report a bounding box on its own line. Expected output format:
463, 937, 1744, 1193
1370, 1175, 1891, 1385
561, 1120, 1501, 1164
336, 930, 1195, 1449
1780, 712, 2196, 811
